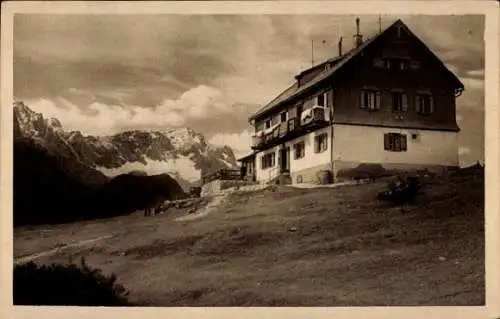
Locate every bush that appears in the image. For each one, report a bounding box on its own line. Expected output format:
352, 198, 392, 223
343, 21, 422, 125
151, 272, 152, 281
14, 258, 132, 306
377, 175, 422, 205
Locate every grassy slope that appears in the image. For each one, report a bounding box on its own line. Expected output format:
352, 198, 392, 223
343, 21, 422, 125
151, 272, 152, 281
13, 175, 484, 306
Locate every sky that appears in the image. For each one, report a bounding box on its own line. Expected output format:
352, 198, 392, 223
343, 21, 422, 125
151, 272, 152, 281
14, 14, 484, 165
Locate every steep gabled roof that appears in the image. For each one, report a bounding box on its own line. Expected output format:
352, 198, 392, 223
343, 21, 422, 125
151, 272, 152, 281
249, 19, 465, 122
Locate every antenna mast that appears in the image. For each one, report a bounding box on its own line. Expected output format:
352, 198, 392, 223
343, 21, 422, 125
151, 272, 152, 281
379, 15, 382, 33
311, 40, 314, 67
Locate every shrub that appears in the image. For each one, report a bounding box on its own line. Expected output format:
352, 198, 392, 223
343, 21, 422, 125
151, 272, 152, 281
14, 257, 132, 306
377, 175, 422, 205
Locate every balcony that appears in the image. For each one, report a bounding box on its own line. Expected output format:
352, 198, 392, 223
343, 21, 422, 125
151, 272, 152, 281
251, 106, 329, 151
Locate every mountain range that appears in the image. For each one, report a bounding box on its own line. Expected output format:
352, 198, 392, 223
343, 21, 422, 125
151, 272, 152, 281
13, 101, 238, 191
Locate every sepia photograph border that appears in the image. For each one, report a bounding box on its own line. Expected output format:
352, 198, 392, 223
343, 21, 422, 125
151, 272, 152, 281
1, 1, 499, 319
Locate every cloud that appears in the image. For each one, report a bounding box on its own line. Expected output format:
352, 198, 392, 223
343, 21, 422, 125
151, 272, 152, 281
24, 85, 243, 136
14, 14, 485, 164
209, 130, 252, 159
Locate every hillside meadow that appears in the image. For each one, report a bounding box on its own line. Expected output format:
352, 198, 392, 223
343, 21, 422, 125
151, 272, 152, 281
14, 173, 484, 306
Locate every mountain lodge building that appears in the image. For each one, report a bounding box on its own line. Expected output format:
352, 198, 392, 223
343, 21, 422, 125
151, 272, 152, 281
238, 18, 464, 184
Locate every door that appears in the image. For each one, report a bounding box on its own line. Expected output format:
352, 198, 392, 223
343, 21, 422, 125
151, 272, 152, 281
279, 147, 290, 172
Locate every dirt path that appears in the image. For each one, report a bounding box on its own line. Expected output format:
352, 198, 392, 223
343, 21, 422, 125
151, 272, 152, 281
14, 235, 113, 265
174, 193, 229, 222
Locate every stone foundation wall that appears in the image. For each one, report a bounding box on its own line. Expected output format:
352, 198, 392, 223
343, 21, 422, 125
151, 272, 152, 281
334, 160, 456, 181
288, 161, 457, 185
290, 163, 333, 185
201, 179, 259, 197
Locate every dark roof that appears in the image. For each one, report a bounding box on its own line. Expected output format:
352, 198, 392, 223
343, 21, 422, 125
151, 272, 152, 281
249, 19, 465, 122
237, 152, 256, 162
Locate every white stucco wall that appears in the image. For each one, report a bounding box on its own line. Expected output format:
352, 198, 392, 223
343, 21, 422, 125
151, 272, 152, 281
285, 126, 332, 173
333, 124, 459, 167
255, 126, 332, 183
255, 147, 279, 182
254, 124, 458, 183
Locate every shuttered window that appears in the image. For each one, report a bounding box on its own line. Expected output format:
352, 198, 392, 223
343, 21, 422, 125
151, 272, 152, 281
384, 133, 407, 152
415, 94, 434, 115
360, 90, 381, 110
293, 141, 306, 159
314, 133, 328, 153
373, 57, 385, 68
392, 92, 408, 112
261, 152, 276, 169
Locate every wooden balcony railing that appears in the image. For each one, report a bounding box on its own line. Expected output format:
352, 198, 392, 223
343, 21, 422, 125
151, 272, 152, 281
251, 108, 328, 151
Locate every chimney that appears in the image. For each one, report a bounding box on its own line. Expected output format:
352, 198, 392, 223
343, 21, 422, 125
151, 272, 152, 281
353, 17, 363, 48
338, 36, 343, 56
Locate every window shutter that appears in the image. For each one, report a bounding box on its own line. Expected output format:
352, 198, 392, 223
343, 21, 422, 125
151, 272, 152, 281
360, 91, 366, 108
383, 133, 390, 150
401, 134, 407, 151
375, 91, 381, 109
429, 96, 435, 114
326, 91, 332, 107
402, 93, 408, 111
415, 95, 421, 113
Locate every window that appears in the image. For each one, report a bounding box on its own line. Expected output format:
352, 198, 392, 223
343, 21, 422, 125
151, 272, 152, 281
399, 60, 409, 70
384, 133, 407, 152
410, 61, 421, 70
384, 59, 392, 69
265, 120, 271, 129
293, 141, 306, 159
391, 91, 408, 112
316, 94, 325, 107
360, 89, 381, 110
261, 152, 276, 169
415, 94, 434, 115
373, 57, 385, 68
314, 133, 328, 153
280, 111, 288, 123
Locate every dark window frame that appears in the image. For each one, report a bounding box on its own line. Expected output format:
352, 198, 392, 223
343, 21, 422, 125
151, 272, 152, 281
314, 133, 328, 153
360, 89, 381, 110
391, 91, 408, 112
384, 133, 407, 152
261, 152, 276, 169
416, 93, 434, 115
280, 111, 287, 123
293, 141, 306, 160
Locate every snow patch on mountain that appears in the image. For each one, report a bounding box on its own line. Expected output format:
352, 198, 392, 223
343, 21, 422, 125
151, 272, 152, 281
13, 101, 239, 188
97, 156, 201, 182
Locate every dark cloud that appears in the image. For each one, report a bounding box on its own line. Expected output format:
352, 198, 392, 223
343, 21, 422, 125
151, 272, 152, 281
13, 14, 485, 163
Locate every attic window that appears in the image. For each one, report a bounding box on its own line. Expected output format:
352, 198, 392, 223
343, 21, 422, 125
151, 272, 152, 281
410, 61, 421, 70
397, 26, 402, 38
265, 120, 271, 129
373, 57, 384, 68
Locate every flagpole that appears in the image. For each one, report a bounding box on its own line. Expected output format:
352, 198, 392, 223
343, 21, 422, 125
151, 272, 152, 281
311, 40, 314, 67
